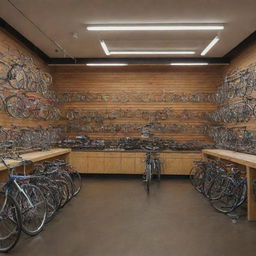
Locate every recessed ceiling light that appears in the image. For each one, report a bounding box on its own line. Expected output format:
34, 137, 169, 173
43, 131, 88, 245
86, 63, 128, 66
87, 24, 224, 31
110, 51, 195, 55
171, 63, 208, 66
201, 36, 220, 56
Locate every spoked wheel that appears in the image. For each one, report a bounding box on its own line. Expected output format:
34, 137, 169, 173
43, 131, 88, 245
35, 184, 57, 223
210, 177, 238, 214
7, 64, 27, 90
55, 180, 69, 208
5, 95, 29, 118
25, 71, 38, 92
15, 184, 47, 236
0, 61, 10, 86
233, 180, 247, 209
155, 159, 161, 181
60, 172, 74, 200
0, 192, 21, 253
189, 166, 205, 193
144, 164, 152, 193
68, 168, 82, 196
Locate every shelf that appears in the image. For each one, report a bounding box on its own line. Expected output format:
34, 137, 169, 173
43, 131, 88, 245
202, 149, 256, 168
0, 148, 71, 171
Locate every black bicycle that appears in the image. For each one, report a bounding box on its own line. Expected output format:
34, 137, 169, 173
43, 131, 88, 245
143, 152, 161, 193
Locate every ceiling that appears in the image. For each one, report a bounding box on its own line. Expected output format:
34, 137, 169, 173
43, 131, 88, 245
0, 0, 256, 59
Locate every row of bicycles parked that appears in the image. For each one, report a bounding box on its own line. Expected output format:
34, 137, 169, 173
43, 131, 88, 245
0, 155, 82, 253
190, 160, 247, 216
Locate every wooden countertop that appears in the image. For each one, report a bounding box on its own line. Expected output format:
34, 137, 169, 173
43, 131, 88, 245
202, 149, 256, 168
0, 148, 71, 171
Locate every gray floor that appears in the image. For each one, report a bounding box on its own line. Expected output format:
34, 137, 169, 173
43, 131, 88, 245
7, 176, 256, 256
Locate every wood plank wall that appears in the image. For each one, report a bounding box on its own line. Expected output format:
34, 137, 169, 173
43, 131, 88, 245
52, 65, 225, 143
0, 28, 57, 128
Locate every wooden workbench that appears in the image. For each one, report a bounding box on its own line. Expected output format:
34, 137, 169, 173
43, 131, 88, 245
0, 148, 71, 171
202, 149, 256, 221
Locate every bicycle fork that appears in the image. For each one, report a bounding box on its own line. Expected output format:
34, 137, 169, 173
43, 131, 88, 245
13, 180, 34, 208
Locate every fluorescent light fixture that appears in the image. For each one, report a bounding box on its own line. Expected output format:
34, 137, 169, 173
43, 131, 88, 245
100, 40, 195, 55
171, 63, 208, 66
87, 25, 224, 31
86, 63, 128, 66
100, 40, 110, 55
201, 36, 220, 56
110, 51, 195, 55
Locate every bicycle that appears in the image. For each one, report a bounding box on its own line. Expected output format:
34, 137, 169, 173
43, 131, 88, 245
0, 157, 47, 236
142, 152, 162, 193
0, 190, 22, 252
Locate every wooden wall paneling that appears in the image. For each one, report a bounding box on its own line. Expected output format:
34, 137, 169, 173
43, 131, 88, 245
121, 153, 137, 173
87, 152, 105, 173
69, 152, 88, 173
135, 153, 145, 174
104, 152, 122, 173
161, 152, 201, 175
52, 65, 225, 143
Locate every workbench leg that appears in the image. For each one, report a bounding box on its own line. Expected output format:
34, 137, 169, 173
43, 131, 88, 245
202, 153, 207, 161
246, 166, 256, 221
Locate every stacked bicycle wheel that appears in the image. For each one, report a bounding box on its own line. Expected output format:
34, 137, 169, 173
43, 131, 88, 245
190, 160, 247, 215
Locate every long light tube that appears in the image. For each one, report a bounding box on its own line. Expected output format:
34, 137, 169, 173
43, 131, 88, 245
87, 25, 224, 31
201, 36, 220, 56
171, 63, 208, 66
100, 40, 110, 55
110, 51, 195, 55
100, 40, 195, 55
86, 63, 127, 66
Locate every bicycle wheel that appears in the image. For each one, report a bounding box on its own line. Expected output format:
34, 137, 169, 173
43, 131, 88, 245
233, 180, 247, 209
156, 159, 161, 181
0, 61, 10, 86
145, 163, 152, 193
25, 71, 38, 92
7, 64, 27, 90
208, 175, 227, 200
189, 166, 205, 193
5, 95, 28, 118
15, 183, 46, 236
60, 171, 74, 200
35, 184, 57, 223
68, 167, 82, 196
55, 180, 69, 208
0, 192, 22, 253
210, 177, 238, 213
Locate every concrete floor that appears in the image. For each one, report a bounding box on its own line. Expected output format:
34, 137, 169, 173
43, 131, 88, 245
7, 176, 256, 256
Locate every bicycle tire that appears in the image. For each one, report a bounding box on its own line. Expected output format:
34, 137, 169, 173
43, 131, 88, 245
0, 192, 22, 253
68, 167, 82, 196
7, 64, 27, 90
5, 95, 29, 118
14, 183, 46, 236
210, 176, 238, 214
